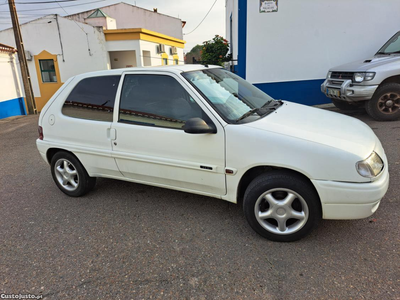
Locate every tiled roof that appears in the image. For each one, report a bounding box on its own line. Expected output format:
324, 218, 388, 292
0, 43, 17, 53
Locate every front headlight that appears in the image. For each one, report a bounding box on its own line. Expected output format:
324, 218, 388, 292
356, 152, 384, 178
353, 72, 376, 83
365, 72, 376, 81
327, 71, 332, 79
354, 73, 365, 83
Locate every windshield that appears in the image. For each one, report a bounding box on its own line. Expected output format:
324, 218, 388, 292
182, 68, 278, 123
377, 31, 400, 54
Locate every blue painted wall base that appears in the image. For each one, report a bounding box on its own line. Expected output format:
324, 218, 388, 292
0, 97, 27, 119
254, 79, 331, 106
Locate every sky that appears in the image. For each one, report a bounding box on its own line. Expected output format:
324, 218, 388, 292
0, 0, 226, 52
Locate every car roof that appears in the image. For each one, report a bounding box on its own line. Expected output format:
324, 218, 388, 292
73, 64, 223, 79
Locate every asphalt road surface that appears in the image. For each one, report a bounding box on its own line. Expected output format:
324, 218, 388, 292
0, 108, 399, 299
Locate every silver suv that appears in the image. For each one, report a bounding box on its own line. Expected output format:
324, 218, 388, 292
321, 31, 400, 121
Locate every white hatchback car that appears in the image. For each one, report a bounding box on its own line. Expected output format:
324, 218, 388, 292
37, 65, 389, 242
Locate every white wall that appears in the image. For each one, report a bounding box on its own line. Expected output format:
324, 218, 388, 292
0, 15, 110, 95
0, 52, 23, 102
109, 50, 137, 68
106, 40, 142, 66
67, 3, 183, 40
225, 0, 238, 62
245, 0, 400, 83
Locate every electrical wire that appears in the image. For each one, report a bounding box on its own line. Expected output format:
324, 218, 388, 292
184, 0, 218, 35
18, 0, 77, 2
0, 0, 105, 12
0, 0, 77, 5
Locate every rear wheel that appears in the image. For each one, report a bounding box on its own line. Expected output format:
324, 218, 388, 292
50, 151, 96, 197
366, 83, 400, 121
332, 99, 364, 111
243, 171, 321, 242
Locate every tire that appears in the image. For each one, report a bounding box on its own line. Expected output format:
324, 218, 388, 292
332, 99, 364, 111
50, 151, 96, 197
366, 83, 400, 121
243, 171, 321, 242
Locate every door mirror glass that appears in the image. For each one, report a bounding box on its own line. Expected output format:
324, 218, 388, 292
183, 118, 216, 134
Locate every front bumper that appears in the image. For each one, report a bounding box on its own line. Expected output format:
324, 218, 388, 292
311, 165, 389, 220
321, 78, 378, 102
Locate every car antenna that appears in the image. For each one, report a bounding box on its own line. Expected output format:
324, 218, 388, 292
203, 64, 209, 67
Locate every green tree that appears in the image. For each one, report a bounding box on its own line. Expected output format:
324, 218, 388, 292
201, 35, 231, 66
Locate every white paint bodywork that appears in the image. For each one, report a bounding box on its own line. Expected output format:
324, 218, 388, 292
36, 65, 389, 220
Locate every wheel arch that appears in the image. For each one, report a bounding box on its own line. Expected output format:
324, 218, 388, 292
236, 165, 320, 206
46, 148, 81, 165
378, 75, 400, 87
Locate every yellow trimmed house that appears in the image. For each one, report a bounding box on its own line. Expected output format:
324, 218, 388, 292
104, 28, 185, 68
0, 3, 185, 113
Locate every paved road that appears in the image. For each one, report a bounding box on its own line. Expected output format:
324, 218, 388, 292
0, 109, 399, 299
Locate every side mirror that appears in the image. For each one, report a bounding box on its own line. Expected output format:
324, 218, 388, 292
183, 118, 217, 134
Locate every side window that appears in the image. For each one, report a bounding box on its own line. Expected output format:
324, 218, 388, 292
39, 59, 57, 83
119, 74, 207, 129
62, 75, 121, 122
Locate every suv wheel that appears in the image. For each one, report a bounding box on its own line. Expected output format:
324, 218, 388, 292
366, 83, 400, 121
51, 151, 96, 197
332, 99, 364, 111
243, 171, 321, 242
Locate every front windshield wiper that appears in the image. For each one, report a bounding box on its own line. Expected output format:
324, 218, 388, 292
235, 108, 262, 122
235, 100, 284, 123
261, 99, 283, 108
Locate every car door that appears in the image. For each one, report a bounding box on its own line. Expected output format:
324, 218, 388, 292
110, 71, 226, 197
55, 74, 122, 177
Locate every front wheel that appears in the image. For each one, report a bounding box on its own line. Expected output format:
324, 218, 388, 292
366, 83, 400, 121
243, 171, 321, 242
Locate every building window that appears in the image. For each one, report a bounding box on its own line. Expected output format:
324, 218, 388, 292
163, 58, 168, 65
39, 59, 57, 83
174, 59, 179, 65
62, 75, 121, 122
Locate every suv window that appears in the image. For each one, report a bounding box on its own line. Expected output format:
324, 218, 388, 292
119, 74, 206, 129
62, 75, 121, 122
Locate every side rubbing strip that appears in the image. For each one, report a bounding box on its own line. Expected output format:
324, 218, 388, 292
200, 165, 213, 170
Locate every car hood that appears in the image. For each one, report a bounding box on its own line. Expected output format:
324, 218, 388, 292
244, 102, 376, 158
330, 55, 400, 72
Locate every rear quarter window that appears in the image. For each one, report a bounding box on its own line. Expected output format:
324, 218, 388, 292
62, 75, 121, 122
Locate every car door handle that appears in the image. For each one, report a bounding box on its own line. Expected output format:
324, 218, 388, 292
107, 128, 117, 141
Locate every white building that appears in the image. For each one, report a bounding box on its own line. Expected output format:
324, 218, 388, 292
0, 3, 185, 115
0, 43, 25, 118
226, 0, 400, 105
66, 2, 184, 40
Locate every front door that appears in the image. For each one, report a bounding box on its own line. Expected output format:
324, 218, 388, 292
111, 72, 226, 197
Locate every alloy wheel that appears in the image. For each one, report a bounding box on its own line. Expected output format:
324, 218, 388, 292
254, 188, 309, 235
54, 159, 79, 192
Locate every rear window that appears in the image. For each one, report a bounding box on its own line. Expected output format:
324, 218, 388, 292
62, 75, 121, 122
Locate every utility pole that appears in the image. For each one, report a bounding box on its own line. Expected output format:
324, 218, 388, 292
8, 0, 37, 115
